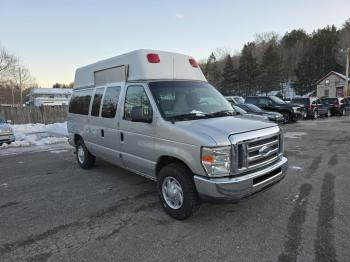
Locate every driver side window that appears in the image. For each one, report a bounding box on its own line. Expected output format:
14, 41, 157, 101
258, 98, 272, 106
124, 85, 153, 121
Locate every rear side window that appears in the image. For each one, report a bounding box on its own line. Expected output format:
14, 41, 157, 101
69, 89, 93, 115
245, 97, 257, 104
292, 98, 308, 105
101, 86, 121, 118
91, 88, 105, 117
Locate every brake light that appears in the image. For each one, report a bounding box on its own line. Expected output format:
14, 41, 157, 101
147, 53, 160, 63
189, 58, 199, 68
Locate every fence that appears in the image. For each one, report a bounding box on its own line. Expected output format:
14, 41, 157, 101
0, 106, 68, 124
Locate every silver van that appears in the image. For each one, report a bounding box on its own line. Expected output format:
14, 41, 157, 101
68, 50, 288, 219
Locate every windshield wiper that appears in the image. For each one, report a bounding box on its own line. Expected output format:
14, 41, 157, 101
167, 112, 209, 122
208, 110, 236, 117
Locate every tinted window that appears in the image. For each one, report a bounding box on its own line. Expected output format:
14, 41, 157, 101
91, 88, 105, 117
257, 97, 273, 106
124, 85, 152, 121
69, 89, 93, 115
292, 98, 309, 105
101, 86, 121, 118
245, 97, 258, 104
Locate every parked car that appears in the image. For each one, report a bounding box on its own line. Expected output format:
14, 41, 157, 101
68, 50, 288, 220
230, 105, 276, 123
245, 96, 304, 123
0, 115, 15, 146
236, 103, 284, 123
224, 96, 245, 105
321, 97, 350, 116
291, 97, 330, 119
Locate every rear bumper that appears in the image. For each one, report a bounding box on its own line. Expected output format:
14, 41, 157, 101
193, 156, 288, 202
0, 134, 15, 143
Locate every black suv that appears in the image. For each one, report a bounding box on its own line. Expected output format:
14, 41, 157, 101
291, 97, 330, 119
245, 96, 304, 123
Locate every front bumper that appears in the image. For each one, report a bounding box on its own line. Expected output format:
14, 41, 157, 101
0, 134, 15, 143
194, 156, 288, 202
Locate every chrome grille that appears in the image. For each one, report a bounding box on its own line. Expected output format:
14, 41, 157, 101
236, 133, 281, 173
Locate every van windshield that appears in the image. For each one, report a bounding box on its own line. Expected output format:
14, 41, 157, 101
149, 81, 233, 121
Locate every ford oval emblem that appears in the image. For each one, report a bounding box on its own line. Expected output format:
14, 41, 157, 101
259, 145, 271, 156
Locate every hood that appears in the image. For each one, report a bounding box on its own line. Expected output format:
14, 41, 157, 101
174, 116, 277, 146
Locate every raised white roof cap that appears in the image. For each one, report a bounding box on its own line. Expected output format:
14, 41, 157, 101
74, 49, 206, 88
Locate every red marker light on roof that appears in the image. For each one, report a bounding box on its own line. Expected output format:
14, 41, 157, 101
147, 53, 160, 63
189, 58, 199, 68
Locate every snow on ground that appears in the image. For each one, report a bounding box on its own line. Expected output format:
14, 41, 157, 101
284, 131, 308, 139
0, 122, 68, 150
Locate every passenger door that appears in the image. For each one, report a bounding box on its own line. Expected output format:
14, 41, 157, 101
316, 98, 327, 116
118, 84, 155, 176
87, 87, 105, 156
97, 85, 122, 163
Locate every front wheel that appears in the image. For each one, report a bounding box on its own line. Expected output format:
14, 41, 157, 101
76, 139, 95, 169
282, 112, 292, 123
157, 163, 199, 220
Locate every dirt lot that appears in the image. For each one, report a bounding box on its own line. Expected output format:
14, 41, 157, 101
0, 116, 349, 262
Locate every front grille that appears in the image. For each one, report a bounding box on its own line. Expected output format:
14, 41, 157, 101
235, 133, 281, 173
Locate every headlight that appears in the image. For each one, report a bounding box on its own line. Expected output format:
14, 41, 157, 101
201, 146, 231, 177
292, 107, 299, 112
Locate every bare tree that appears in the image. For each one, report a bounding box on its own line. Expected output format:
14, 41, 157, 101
0, 44, 18, 78
9, 66, 36, 106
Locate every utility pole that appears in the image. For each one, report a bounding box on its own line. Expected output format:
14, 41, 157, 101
18, 67, 23, 107
345, 48, 350, 97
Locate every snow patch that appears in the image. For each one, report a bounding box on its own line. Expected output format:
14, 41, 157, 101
0, 122, 68, 149
290, 166, 303, 171
284, 132, 308, 139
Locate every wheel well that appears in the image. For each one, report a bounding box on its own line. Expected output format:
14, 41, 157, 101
74, 134, 83, 145
155, 156, 190, 177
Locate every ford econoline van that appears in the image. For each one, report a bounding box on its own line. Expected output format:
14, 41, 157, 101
68, 50, 288, 219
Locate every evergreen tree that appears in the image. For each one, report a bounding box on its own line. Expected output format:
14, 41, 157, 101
259, 44, 282, 95
237, 43, 259, 95
221, 55, 235, 95
295, 26, 342, 94
205, 52, 221, 88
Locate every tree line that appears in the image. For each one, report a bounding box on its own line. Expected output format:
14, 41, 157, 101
201, 18, 350, 96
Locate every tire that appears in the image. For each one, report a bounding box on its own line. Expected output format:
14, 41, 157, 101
157, 163, 199, 220
303, 111, 308, 119
313, 110, 318, 119
76, 139, 95, 169
342, 108, 346, 116
282, 112, 291, 123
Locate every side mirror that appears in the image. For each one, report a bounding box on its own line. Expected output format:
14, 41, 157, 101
6, 120, 12, 124
130, 106, 152, 123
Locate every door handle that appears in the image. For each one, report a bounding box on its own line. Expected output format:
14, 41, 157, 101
120, 132, 124, 142
101, 129, 104, 137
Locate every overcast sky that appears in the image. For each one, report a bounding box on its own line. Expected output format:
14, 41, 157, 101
1, 0, 350, 87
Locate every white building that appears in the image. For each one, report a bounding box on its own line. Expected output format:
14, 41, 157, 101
27, 88, 72, 106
